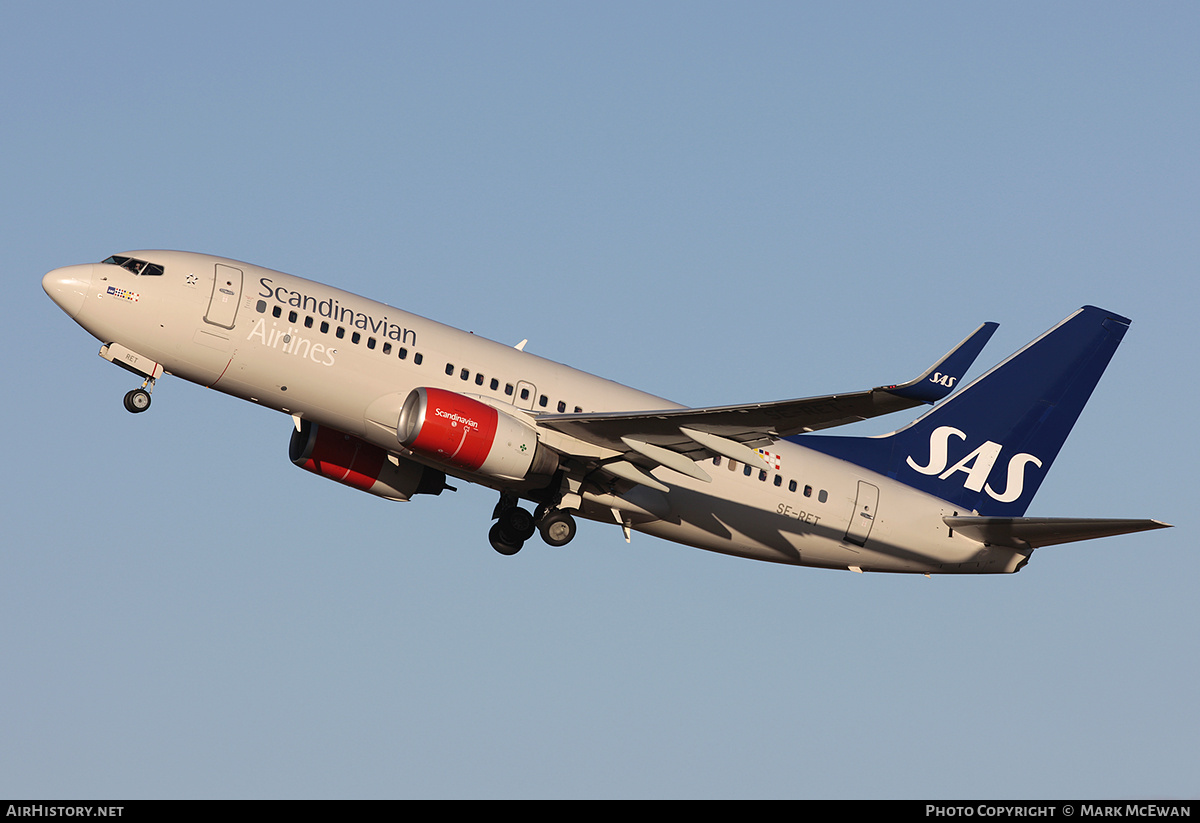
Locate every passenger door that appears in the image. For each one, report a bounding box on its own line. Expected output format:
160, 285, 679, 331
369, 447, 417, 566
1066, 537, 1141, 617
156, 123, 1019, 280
845, 481, 879, 547
205, 264, 243, 329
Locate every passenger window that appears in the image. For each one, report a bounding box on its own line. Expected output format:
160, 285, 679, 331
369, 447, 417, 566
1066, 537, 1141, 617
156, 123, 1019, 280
272, 306, 282, 318
398, 347, 407, 359
336, 327, 345, 339
383, 342, 392, 354
743, 465, 752, 477
414, 353, 423, 365
288, 310, 298, 323
773, 475, 782, 487
351, 331, 361, 344
818, 490, 828, 503
256, 300, 267, 313
505, 384, 514, 396
320, 321, 329, 334
367, 337, 376, 350
304, 316, 313, 329
446, 363, 454, 376
460, 368, 469, 381
557, 401, 566, 413
475, 373, 485, 386
804, 485, 812, 497
490, 378, 499, 391
788, 479, 797, 492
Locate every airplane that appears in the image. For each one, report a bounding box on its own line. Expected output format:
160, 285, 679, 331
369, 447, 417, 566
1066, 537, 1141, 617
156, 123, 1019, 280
42, 251, 1170, 574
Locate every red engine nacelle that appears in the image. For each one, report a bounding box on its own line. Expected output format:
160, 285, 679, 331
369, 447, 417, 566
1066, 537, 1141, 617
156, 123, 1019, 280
396, 387, 559, 481
289, 419, 446, 500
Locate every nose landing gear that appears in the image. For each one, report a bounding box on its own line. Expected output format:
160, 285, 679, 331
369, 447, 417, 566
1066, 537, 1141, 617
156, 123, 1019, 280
123, 386, 152, 413
99, 343, 163, 414
123, 375, 156, 414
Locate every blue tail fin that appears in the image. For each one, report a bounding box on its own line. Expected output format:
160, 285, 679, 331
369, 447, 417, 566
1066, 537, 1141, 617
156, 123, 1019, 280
794, 306, 1131, 516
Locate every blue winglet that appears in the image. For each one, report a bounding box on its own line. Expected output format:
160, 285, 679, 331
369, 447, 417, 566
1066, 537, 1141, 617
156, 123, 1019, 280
882, 321, 999, 403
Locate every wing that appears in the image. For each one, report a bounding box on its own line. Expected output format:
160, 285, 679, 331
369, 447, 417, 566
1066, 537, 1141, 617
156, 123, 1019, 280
536, 321, 998, 490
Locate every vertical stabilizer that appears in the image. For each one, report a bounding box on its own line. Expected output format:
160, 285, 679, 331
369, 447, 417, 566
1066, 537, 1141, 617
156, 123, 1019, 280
794, 306, 1131, 516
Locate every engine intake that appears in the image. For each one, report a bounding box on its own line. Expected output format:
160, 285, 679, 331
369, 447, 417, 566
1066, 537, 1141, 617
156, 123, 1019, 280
397, 387, 559, 481
289, 419, 446, 500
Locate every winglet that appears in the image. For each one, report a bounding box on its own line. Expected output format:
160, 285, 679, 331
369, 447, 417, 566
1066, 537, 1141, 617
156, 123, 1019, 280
881, 321, 999, 404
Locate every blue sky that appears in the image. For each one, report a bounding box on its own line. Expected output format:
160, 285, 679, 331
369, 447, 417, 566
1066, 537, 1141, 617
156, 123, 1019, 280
3, 1, 1196, 799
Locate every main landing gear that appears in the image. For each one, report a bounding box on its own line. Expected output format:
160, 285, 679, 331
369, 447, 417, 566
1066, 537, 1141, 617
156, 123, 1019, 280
489, 498, 578, 556
538, 509, 577, 547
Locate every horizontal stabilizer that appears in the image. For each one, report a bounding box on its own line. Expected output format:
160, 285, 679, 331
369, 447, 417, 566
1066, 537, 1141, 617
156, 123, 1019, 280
944, 516, 1172, 550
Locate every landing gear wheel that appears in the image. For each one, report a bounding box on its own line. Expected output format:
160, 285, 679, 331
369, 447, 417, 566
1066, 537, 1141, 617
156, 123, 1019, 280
499, 506, 536, 542
538, 511, 577, 547
489, 522, 524, 556
123, 388, 151, 413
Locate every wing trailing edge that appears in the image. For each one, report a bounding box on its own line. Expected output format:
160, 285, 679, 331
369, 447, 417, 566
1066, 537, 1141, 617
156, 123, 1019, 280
536, 319, 999, 467
531, 319, 998, 491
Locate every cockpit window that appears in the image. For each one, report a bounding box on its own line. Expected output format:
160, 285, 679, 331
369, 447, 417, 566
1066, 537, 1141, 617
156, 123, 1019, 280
101, 255, 164, 276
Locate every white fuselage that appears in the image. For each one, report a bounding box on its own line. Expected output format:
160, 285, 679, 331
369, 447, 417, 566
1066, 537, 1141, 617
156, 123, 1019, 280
46, 251, 1026, 574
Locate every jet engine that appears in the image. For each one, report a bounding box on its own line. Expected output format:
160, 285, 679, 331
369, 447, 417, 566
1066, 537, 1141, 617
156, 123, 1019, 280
289, 419, 446, 500
396, 387, 559, 481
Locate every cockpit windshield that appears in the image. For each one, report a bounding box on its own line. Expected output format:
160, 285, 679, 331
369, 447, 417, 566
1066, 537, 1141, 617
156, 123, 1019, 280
102, 255, 164, 276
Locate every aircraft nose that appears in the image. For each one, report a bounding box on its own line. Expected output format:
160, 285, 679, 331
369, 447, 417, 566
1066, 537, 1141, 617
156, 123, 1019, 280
42, 264, 94, 319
